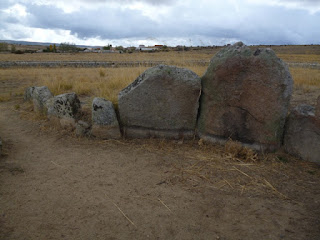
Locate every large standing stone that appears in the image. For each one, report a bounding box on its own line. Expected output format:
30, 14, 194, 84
32, 86, 53, 113
284, 105, 320, 164
91, 97, 121, 139
118, 65, 201, 139
197, 42, 293, 151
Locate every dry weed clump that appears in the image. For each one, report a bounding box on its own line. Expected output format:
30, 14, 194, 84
224, 139, 258, 162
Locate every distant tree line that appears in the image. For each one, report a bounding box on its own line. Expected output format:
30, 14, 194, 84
0, 42, 22, 53
0, 42, 9, 52
59, 42, 79, 52
43, 44, 57, 52
103, 44, 112, 50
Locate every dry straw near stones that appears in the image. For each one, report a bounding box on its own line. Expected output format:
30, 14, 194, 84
24, 42, 320, 164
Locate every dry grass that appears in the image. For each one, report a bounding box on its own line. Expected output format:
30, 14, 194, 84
1, 65, 319, 106
129, 138, 319, 199
0, 65, 207, 105
0, 94, 11, 102
0, 50, 217, 66
290, 67, 320, 88
224, 139, 258, 162
279, 54, 320, 63
0, 47, 319, 104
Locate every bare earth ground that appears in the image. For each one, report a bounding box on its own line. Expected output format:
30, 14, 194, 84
1, 94, 320, 240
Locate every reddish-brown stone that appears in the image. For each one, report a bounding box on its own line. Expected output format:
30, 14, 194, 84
197, 42, 293, 151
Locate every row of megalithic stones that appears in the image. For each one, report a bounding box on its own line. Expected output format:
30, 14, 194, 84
25, 42, 320, 164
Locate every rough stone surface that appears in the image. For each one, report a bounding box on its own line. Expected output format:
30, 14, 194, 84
316, 96, 320, 119
0, 137, 2, 156
47, 92, 81, 119
32, 86, 53, 113
284, 105, 320, 164
91, 97, 121, 139
118, 64, 201, 139
75, 120, 91, 137
92, 98, 119, 126
197, 42, 293, 151
24, 86, 36, 101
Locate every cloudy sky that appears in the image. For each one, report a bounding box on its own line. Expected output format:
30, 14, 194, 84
1, 0, 320, 47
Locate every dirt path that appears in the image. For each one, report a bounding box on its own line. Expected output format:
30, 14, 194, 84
1, 100, 320, 240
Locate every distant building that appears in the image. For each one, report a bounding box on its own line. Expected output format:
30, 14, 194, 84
138, 45, 161, 51
140, 47, 156, 51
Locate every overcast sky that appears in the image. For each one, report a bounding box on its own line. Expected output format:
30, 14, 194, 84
1, 0, 320, 46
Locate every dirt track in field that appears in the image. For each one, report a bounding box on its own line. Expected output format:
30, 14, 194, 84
1, 99, 320, 240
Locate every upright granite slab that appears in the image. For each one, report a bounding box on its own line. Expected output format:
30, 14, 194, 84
47, 92, 81, 130
91, 97, 121, 139
284, 105, 320, 164
197, 42, 293, 151
32, 86, 53, 113
47, 92, 81, 118
118, 65, 201, 139
24, 86, 36, 101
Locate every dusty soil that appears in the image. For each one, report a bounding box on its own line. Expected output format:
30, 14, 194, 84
1, 98, 320, 240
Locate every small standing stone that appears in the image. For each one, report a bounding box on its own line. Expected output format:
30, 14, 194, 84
284, 105, 320, 164
47, 92, 81, 119
32, 86, 53, 113
75, 120, 91, 137
24, 86, 36, 101
46, 92, 81, 131
91, 97, 121, 139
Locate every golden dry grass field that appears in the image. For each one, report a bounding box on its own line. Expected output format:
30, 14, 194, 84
0, 45, 320, 107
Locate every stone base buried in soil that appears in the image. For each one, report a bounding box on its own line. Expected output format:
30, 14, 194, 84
198, 133, 280, 152
91, 125, 121, 140
123, 127, 195, 139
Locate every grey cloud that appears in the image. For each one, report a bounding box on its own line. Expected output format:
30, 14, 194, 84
26, 4, 162, 39
78, 0, 172, 5
282, 0, 320, 5
17, 2, 320, 44
271, 0, 320, 10
1, 0, 320, 45
0, 1, 11, 9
